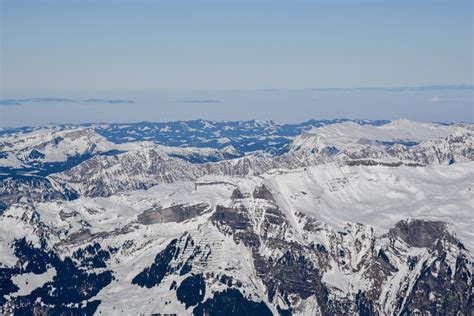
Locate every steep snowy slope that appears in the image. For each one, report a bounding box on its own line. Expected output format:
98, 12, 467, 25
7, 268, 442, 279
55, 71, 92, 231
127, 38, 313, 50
0, 127, 135, 168
0, 162, 472, 315
291, 120, 473, 165
0, 129, 245, 210
0, 127, 241, 173
291, 119, 457, 151
0, 119, 472, 315
263, 162, 474, 251
48, 120, 473, 199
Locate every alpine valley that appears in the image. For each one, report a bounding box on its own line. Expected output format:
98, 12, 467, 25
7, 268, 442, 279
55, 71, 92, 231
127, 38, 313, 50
0, 118, 472, 315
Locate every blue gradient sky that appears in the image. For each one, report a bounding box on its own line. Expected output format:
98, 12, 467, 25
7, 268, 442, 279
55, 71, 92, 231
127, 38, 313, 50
1, 0, 473, 126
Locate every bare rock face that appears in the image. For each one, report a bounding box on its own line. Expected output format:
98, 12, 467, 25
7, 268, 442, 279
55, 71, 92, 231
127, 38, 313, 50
252, 184, 276, 201
388, 219, 453, 248
0, 176, 77, 209
1, 120, 473, 315
137, 203, 209, 225
397, 248, 472, 315
385, 219, 472, 315
210, 196, 473, 315
210, 196, 333, 313
230, 188, 245, 200
1, 190, 472, 314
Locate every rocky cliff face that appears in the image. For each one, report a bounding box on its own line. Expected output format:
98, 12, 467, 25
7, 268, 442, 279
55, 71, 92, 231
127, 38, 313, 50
1, 170, 472, 315
208, 187, 473, 314
1, 193, 471, 315
45, 121, 473, 198
291, 121, 473, 166
0, 119, 472, 315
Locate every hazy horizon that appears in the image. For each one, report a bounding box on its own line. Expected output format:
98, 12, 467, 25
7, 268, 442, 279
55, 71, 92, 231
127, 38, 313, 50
1, 0, 473, 127
1, 85, 473, 128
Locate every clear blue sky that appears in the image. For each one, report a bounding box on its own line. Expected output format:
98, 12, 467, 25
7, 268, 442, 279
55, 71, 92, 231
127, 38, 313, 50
2, 0, 473, 91
1, 0, 473, 126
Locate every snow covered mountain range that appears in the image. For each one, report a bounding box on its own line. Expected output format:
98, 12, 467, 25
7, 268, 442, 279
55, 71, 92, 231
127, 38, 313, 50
0, 119, 472, 315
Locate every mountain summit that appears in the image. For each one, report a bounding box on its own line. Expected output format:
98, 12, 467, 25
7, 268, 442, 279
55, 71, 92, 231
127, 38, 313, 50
0, 119, 472, 315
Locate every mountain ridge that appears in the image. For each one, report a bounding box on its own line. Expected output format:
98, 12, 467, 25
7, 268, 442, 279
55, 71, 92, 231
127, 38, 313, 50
0, 118, 472, 315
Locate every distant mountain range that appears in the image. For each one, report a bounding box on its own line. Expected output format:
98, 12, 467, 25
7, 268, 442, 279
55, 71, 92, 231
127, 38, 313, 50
0, 118, 472, 315
0, 118, 390, 153
0, 98, 135, 105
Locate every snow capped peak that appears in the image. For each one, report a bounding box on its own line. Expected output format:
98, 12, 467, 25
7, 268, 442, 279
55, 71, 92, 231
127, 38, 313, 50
0, 126, 152, 170
386, 118, 417, 126
290, 119, 465, 152
1, 119, 473, 315
221, 144, 239, 155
